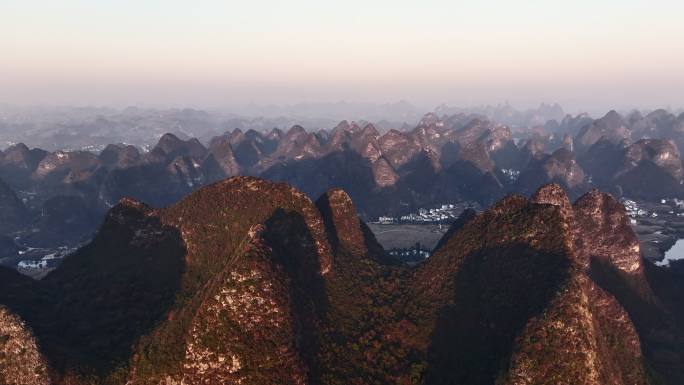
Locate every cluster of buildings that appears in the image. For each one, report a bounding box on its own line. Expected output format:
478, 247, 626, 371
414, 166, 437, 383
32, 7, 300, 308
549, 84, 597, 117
388, 242, 431, 265
378, 202, 480, 224
657, 198, 684, 217
621, 198, 684, 225
668, 198, 684, 209
17, 260, 48, 269
500, 168, 521, 182
621, 199, 653, 223
16, 248, 71, 270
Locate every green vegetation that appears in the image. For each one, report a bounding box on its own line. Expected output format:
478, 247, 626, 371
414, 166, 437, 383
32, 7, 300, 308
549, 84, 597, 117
0, 178, 662, 384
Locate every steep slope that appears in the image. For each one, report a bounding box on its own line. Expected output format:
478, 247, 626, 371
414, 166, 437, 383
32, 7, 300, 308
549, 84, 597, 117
99, 144, 142, 169
21, 195, 101, 247
516, 148, 588, 198
573, 189, 647, 275
577, 137, 625, 188
166, 219, 324, 384
31, 150, 105, 201
412, 184, 648, 385
0, 177, 337, 384
148, 133, 208, 163
323, 122, 396, 187
258, 125, 325, 171
18, 197, 187, 382
313, 189, 412, 385
0, 178, 671, 384
378, 129, 421, 169
431, 208, 477, 252
0, 143, 48, 189
125, 177, 333, 384
0, 306, 50, 385
575, 110, 631, 152
0, 178, 28, 234
260, 150, 380, 218
577, 138, 684, 199
316, 189, 395, 264
207, 135, 241, 176
33, 151, 103, 183
100, 162, 196, 207
572, 189, 684, 385
614, 139, 684, 199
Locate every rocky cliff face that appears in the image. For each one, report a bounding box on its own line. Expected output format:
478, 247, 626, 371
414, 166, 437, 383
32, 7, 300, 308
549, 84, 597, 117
530, 183, 655, 305
378, 129, 422, 170
316, 189, 369, 258
617, 139, 683, 181
172, 223, 317, 385
0, 306, 50, 385
516, 148, 587, 197
502, 275, 646, 385
207, 136, 241, 177
124, 177, 335, 384
99, 144, 142, 169
575, 110, 631, 151
614, 139, 684, 199
0, 178, 681, 384
151, 133, 208, 163
573, 189, 644, 274
0, 143, 47, 189
5, 108, 684, 255
315, 188, 390, 264
510, 186, 648, 384
413, 184, 648, 385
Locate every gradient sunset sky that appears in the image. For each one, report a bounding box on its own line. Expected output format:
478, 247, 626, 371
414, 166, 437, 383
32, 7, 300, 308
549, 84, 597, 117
1, 0, 683, 112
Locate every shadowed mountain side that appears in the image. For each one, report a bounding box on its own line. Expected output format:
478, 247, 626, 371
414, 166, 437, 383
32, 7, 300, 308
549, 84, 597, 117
3, 109, 684, 254
411, 196, 577, 383
577, 138, 624, 187
431, 208, 477, 253
0, 197, 187, 382
615, 161, 683, 200
413, 186, 649, 385
21, 195, 102, 247
315, 188, 395, 264
101, 163, 198, 208
502, 273, 647, 385
262, 149, 506, 221
515, 148, 589, 199
0, 144, 48, 190
425, 243, 571, 385
0, 178, 671, 384
261, 150, 379, 217
437, 160, 505, 206
0, 178, 29, 233
150, 133, 208, 164
38, 199, 185, 380
573, 189, 650, 279
642, 262, 684, 384
528, 183, 684, 384
164, 210, 330, 384
591, 258, 683, 384
126, 177, 334, 384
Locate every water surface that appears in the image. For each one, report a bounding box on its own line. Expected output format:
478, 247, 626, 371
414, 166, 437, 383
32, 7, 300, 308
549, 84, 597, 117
656, 239, 684, 267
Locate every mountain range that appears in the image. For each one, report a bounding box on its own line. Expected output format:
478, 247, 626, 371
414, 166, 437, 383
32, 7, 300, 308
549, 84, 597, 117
1, 108, 684, 255
0, 178, 682, 384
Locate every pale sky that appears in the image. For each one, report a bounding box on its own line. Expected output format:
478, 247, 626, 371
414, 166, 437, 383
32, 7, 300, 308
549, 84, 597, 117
1, 0, 683, 112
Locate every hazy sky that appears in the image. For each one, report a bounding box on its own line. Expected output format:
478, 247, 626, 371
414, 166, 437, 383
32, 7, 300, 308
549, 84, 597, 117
1, 0, 683, 112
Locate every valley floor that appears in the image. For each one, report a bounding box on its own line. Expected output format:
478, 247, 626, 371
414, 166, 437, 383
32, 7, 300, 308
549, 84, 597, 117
368, 197, 684, 266
9, 197, 684, 278
367, 223, 447, 251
